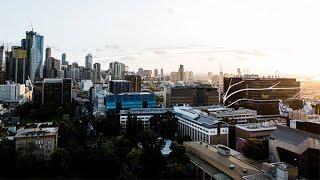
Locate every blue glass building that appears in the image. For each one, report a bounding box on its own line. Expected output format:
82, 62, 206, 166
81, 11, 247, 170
21, 31, 44, 82
105, 92, 156, 110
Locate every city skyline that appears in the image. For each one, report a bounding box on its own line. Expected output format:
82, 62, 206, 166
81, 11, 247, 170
1, 0, 320, 76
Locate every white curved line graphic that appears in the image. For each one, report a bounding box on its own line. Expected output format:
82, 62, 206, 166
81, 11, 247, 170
226, 98, 280, 107
223, 79, 245, 100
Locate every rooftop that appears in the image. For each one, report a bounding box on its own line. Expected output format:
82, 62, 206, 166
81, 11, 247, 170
120, 108, 173, 115
236, 123, 277, 132
15, 127, 58, 138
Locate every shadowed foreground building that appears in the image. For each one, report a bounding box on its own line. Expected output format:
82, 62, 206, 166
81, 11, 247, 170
33, 78, 72, 105
165, 85, 219, 108
15, 123, 58, 160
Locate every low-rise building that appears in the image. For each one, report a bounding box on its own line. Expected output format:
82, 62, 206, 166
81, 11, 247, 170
236, 123, 277, 140
119, 108, 173, 128
198, 106, 257, 124
269, 125, 320, 179
15, 123, 58, 160
174, 106, 229, 146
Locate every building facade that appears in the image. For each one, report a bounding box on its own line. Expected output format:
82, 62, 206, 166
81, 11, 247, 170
85, 54, 92, 69
21, 31, 44, 82
33, 78, 72, 105
223, 75, 301, 116
175, 106, 229, 146
165, 86, 219, 108
125, 75, 142, 92
109, 80, 131, 94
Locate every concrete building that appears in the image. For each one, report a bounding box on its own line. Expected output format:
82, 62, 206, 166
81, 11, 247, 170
11, 47, 27, 84
269, 125, 320, 179
198, 106, 257, 124
15, 122, 58, 160
0, 46, 6, 72
165, 85, 219, 108
235, 123, 277, 140
119, 108, 173, 129
80, 79, 93, 92
184, 142, 261, 180
178, 65, 184, 81
109, 80, 131, 94
33, 78, 72, 105
125, 75, 142, 92
174, 106, 229, 146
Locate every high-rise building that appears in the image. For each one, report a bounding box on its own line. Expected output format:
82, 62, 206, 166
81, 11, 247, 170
164, 85, 220, 107
223, 75, 301, 115
21, 31, 44, 82
44, 47, 51, 78
11, 47, 27, 84
33, 78, 72, 105
109, 61, 125, 80
0, 46, 6, 72
160, 68, 164, 76
137, 68, 144, 76
125, 75, 142, 92
93, 63, 101, 80
61, 53, 67, 65
154, 69, 158, 77
178, 65, 184, 81
109, 80, 131, 94
85, 54, 92, 69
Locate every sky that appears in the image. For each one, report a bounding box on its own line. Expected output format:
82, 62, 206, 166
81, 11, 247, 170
1, 0, 320, 77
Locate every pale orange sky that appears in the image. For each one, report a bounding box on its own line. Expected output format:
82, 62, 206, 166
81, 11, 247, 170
1, 0, 319, 76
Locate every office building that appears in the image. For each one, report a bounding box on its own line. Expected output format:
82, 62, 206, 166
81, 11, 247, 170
125, 74, 142, 92
21, 31, 44, 82
160, 68, 164, 76
85, 54, 92, 69
11, 47, 27, 84
33, 78, 72, 105
61, 53, 67, 65
0, 46, 6, 72
94, 92, 156, 111
198, 106, 257, 124
93, 63, 101, 80
119, 108, 173, 129
109, 80, 131, 94
15, 123, 58, 160
269, 125, 320, 179
223, 75, 300, 116
109, 61, 125, 80
0, 82, 28, 104
165, 85, 219, 107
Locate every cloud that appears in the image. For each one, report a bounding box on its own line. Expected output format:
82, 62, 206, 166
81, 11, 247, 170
153, 50, 167, 54
104, 43, 119, 49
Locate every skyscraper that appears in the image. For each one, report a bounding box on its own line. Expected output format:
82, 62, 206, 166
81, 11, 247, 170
93, 63, 101, 80
85, 54, 92, 69
21, 31, 44, 82
11, 47, 27, 84
62, 53, 67, 65
160, 68, 164, 76
178, 65, 184, 81
0, 46, 6, 72
44, 47, 51, 78
109, 61, 125, 80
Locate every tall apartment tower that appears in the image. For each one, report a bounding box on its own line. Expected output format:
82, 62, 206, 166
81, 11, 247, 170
85, 54, 93, 69
21, 31, 44, 82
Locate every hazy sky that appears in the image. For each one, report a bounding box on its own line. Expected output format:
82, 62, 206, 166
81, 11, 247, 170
1, 0, 320, 76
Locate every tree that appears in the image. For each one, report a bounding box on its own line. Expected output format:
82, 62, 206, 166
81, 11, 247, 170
242, 138, 268, 160
0, 140, 16, 178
